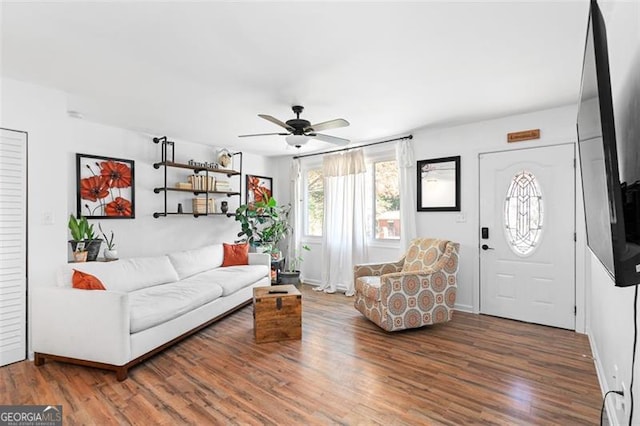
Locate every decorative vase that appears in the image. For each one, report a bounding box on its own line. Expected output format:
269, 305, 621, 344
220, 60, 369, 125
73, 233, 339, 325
220, 201, 228, 214
104, 249, 118, 261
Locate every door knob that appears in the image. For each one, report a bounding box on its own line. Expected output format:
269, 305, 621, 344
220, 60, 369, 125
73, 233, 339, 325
481, 244, 495, 251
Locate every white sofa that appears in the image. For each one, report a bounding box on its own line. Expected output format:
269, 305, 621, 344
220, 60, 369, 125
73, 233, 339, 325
31, 244, 270, 380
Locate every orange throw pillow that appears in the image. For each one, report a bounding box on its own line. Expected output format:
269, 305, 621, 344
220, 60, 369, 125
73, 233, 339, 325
72, 269, 106, 290
222, 243, 249, 267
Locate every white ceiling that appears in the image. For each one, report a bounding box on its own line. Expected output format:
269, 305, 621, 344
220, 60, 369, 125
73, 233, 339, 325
1, 1, 590, 156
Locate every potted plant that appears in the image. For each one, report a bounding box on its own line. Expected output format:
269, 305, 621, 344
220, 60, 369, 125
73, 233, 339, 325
279, 245, 311, 286
99, 223, 118, 260
68, 214, 102, 261
235, 194, 291, 259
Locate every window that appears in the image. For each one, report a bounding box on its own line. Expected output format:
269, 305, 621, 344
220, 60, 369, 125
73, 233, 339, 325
373, 160, 400, 240
301, 157, 401, 242
305, 168, 324, 236
504, 170, 544, 255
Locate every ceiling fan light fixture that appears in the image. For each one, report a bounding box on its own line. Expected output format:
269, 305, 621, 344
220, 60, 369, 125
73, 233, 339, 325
286, 134, 310, 148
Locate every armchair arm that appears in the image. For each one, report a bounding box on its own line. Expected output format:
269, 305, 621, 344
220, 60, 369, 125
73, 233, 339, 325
354, 257, 405, 280
31, 287, 131, 365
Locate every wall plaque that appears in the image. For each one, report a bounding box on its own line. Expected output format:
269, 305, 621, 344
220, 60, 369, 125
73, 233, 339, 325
507, 129, 540, 143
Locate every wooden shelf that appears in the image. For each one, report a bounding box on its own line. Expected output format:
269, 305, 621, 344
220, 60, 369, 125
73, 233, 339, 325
153, 212, 235, 218
153, 187, 240, 196
152, 137, 242, 219
153, 161, 240, 177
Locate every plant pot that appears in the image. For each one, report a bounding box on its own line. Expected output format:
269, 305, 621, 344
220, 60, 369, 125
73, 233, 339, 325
279, 271, 301, 286
71, 239, 102, 261
73, 251, 88, 262
104, 249, 118, 261
85, 239, 102, 261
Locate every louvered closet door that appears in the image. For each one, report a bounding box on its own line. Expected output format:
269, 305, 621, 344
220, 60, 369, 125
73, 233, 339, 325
0, 129, 27, 366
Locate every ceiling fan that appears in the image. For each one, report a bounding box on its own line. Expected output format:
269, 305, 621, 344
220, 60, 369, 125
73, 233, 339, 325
238, 105, 350, 148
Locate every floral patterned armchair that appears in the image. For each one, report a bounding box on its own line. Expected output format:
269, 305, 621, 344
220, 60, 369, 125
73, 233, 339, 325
354, 238, 460, 332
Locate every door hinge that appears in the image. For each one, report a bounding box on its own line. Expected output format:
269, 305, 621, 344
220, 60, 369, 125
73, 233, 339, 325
574, 306, 577, 315
574, 232, 577, 242
573, 158, 576, 168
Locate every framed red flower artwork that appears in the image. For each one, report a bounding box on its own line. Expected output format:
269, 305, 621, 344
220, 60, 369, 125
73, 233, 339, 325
76, 153, 135, 219
246, 174, 273, 205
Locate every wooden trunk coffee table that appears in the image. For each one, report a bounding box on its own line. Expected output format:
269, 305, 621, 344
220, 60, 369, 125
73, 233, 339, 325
253, 285, 302, 343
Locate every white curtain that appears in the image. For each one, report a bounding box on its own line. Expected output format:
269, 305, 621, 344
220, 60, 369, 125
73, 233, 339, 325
288, 159, 302, 270
396, 138, 418, 251
317, 149, 367, 296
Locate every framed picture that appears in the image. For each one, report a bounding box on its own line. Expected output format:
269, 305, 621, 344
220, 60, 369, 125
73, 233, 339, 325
246, 174, 273, 204
417, 156, 460, 212
76, 153, 135, 219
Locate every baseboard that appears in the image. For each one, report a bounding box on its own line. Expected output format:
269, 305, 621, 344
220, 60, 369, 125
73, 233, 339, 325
454, 303, 473, 313
587, 327, 622, 426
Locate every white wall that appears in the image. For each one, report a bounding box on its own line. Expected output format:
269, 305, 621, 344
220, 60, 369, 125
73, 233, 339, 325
288, 104, 578, 311
585, 1, 640, 424
411, 105, 578, 312
1, 77, 275, 354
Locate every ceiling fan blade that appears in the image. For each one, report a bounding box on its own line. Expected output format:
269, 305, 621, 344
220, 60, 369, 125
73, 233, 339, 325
238, 132, 289, 138
305, 118, 350, 132
258, 114, 294, 131
310, 133, 350, 146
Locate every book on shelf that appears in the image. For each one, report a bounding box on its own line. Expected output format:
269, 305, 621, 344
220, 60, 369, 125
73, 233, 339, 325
188, 175, 216, 191
192, 197, 215, 214
215, 181, 231, 192
175, 182, 191, 189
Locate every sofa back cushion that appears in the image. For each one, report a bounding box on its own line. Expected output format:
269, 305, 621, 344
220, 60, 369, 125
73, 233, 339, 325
167, 244, 224, 280
58, 256, 179, 292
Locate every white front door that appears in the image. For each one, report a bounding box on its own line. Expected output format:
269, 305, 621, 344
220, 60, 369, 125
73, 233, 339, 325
0, 129, 27, 366
479, 144, 575, 329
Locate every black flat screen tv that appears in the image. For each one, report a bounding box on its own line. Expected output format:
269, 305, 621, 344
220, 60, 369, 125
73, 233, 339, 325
577, 0, 640, 287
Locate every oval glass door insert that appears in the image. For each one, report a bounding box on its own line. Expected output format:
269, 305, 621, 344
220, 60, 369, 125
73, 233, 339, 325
504, 170, 544, 255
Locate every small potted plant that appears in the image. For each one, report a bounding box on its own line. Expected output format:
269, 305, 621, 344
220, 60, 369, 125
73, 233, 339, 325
279, 245, 311, 286
68, 214, 102, 261
99, 223, 118, 261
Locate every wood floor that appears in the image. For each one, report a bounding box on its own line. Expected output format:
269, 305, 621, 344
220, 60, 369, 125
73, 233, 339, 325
1, 284, 601, 425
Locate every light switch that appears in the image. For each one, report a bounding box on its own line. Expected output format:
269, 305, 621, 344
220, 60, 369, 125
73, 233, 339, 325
456, 213, 466, 223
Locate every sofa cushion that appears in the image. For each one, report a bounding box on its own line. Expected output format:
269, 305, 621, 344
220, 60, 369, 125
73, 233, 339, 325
168, 244, 224, 280
58, 256, 179, 292
181, 265, 268, 296
129, 281, 224, 333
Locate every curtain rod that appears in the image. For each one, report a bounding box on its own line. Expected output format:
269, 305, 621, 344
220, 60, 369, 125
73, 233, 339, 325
292, 134, 413, 160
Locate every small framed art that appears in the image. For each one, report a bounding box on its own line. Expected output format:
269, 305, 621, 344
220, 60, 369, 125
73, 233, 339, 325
246, 174, 273, 204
